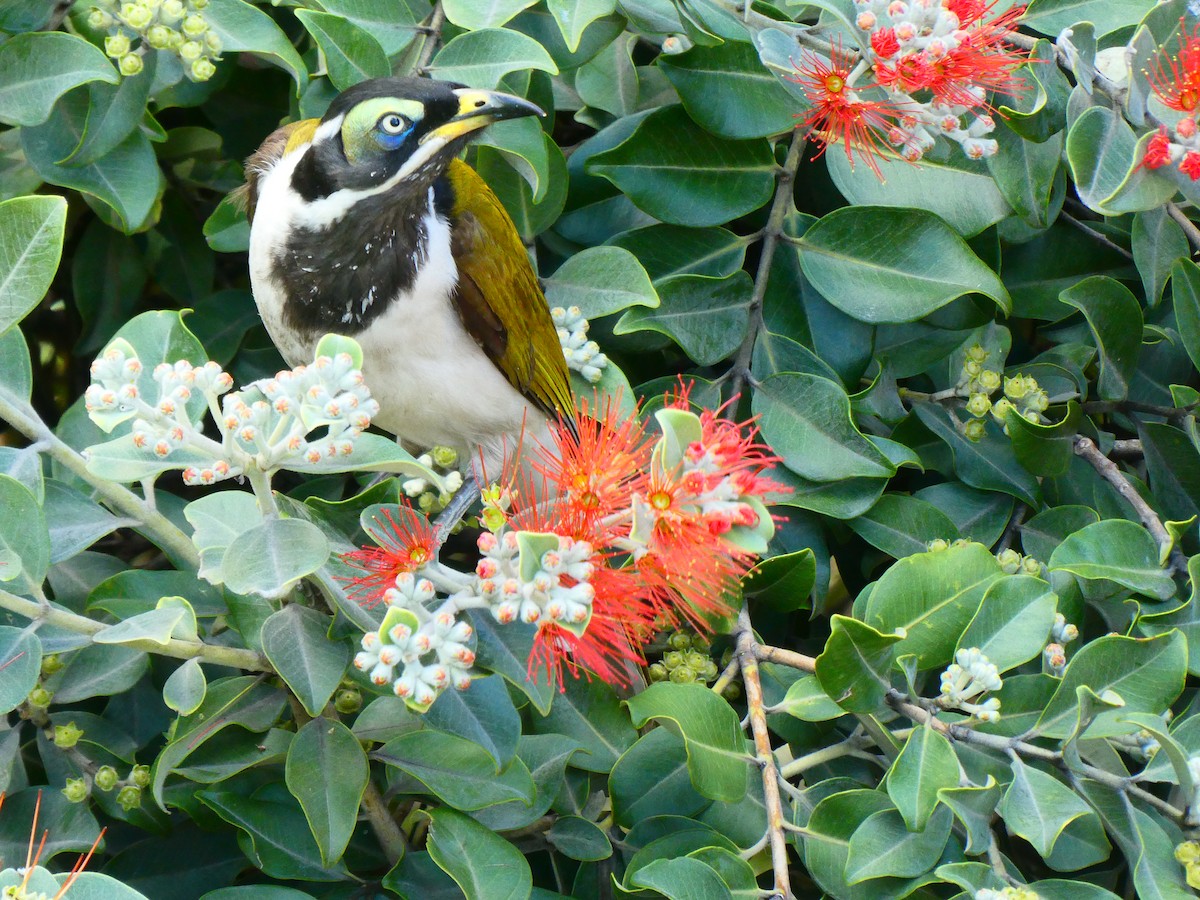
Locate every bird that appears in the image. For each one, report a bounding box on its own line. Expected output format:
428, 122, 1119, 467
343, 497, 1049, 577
238, 76, 574, 497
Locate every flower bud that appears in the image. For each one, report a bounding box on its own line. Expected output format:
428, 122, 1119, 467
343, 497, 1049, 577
119, 52, 144, 77
160, 0, 184, 22
63, 778, 89, 803
181, 13, 207, 36
663, 650, 684, 670
334, 688, 363, 714
431, 445, 458, 468
41, 654, 63, 675
88, 8, 115, 29
989, 396, 1014, 424
648, 662, 668, 682
965, 392, 991, 417
668, 632, 691, 651
963, 358, 982, 378
963, 418, 986, 442
27, 686, 53, 709
146, 24, 173, 48
130, 764, 151, 787
669, 665, 697, 684
54, 721, 84, 749
117, 784, 142, 811
966, 344, 988, 363
996, 548, 1021, 574
179, 39, 202, 60
94, 765, 119, 792
105, 32, 132, 58
204, 30, 222, 54
928, 538, 950, 552
978, 369, 1001, 392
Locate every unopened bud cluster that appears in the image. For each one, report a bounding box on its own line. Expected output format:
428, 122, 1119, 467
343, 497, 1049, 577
84, 338, 381, 485
648, 631, 719, 684
938, 647, 1002, 722
402, 446, 464, 516
88, 0, 221, 81
995, 548, 1043, 576
553, 306, 608, 384
66, 763, 148, 809
1042, 613, 1079, 676
1178, 840, 1200, 889
957, 345, 1049, 441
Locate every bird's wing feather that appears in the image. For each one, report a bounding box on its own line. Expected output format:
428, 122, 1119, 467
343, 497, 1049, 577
235, 118, 321, 223
446, 159, 575, 420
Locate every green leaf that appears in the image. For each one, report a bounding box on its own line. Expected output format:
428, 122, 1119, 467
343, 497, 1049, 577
222, 519, 330, 600
466, 612, 556, 714
587, 105, 776, 227
425, 674, 520, 769
849, 494, 960, 560
608, 224, 748, 282
443, 0, 536, 29
1140, 557, 1200, 674
1049, 519, 1176, 600
575, 32, 639, 118
1022, 0, 1154, 37
94, 605, 190, 647
794, 206, 1010, 323
295, 10, 389, 92
530, 676, 634, 772
753, 373, 894, 481
45, 644, 148, 704
0, 32, 117, 127
775, 675, 845, 721
0, 626, 40, 714
609, 728, 710, 828
959, 575, 1058, 673
1008, 401, 1083, 477
185, 491, 259, 585
999, 757, 1094, 856
1060, 276, 1142, 401
938, 778, 1003, 855
1066, 106, 1176, 214
285, 717, 368, 866
814, 614, 903, 713
308, 0, 427, 56
742, 548, 816, 614
546, 0, 615, 52
260, 605, 349, 717
887, 725, 959, 831
205, 0, 308, 89
988, 127, 1063, 229
629, 857, 733, 899
543, 245, 658, 319
1033, 631, 1186, 738
470, 733, 582, 831
1172, 257, 1200, 374
802, 789, 902, 898
429, 28, 558, 89
424, 808, 533, 900
162, 657, 206, 716
1133, 208, 1188, 305
624, 682, 748, 803
0, 474, 49, 593
0, 791, 101, 866
845, 804, 953, 883
615, 272, 751, 365
659, 40, 798, 139
864, 543, 1006, 669
0, 195, 66, 335
547, 815, 612, 861
375, 730, 536, 810
43, 480, 130, 564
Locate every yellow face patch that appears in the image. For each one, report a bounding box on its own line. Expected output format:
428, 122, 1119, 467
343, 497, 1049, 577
341, 97, 425, 165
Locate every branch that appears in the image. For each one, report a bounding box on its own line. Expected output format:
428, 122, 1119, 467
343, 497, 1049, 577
734, 608, 794, 900
0, 392, 201, 571
412, 1, 446, 75
1167, 202, 1200, 256
755, 643, 817, 673
361, 780, 408, 865
1082, 399, 1198, 421
1059, 211, 1134, 261
0, 586, 270, 672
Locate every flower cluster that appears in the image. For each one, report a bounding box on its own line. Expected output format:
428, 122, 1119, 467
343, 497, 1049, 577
789, 0, 1027, 176
955, 344, 1048, 441
401, 446, 465, 516
647, 631, 720, 685
84, 335, 392, 486
1178, 839, 1200, 889
995, 547, 1043, 576
553, 306, 609, 384
1143, 21, 1200, 180
88, 0, 221, 81
938, 646, 1002, 722
343, 386, 783, 710
1041, 612, 1079, 676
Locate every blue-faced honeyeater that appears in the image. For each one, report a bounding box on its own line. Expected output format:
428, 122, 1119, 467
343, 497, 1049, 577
240, 77, 574, 478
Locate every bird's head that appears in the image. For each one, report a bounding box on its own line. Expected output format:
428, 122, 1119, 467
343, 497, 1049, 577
301, 77, 544, 196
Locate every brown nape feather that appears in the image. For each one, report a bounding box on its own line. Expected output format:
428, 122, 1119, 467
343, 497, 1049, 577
235, 119, 320, 224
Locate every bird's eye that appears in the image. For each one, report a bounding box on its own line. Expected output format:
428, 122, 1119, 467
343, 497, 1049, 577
379, 114, 408, 135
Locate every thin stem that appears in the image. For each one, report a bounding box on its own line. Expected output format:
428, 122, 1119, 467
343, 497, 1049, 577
778, 734, 874, 779
734, 608, 794, 900
0, 391, 200, 570
0, 586, 270, 672
244, 466, 279, 518
996, 504, 1027, 553
1110, 439, 1144, 457
361, 780, 408, 865
728, 131, 804, 400
413, 2, 445, 75
1059, 211, 1134, 261
1081, 399, 1199, 421
719, 0, 837, 54
711, 657, 741, 695
1167, 202, 1200, 255
755, 644, 817, 673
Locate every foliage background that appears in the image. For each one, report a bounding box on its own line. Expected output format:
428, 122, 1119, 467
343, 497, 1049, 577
3, 0, 1200, 897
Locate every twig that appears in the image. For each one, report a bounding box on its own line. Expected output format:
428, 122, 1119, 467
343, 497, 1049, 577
412, 2, 446, 75
361, 781, 408, 865
711, 657, 740, 695
727, 132, 804, 400
0, 586, 270, 672
0, 391, 201, 570
1082, 399, 1198, 421
1060, 211, 1134, 261
1167, 202, 1200, 256
734, 608, 794, 900
721, 0, 836, 53
755, 644, 817, 673
996, 505, 1028, 553
1110, 439, 1144, 457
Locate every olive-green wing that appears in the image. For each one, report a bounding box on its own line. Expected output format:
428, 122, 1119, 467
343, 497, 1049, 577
446, 158, 575, 420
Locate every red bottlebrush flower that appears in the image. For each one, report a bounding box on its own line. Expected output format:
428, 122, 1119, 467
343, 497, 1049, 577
871, 27, 900, 59
789, 44, 904, 179
1181, 150, 1200, 180
926, 5, 1029, 109
1143, 126, 1174, 169
1149, 19, 1200, 113
876, 53, 937, 94
340, 503, 437, 607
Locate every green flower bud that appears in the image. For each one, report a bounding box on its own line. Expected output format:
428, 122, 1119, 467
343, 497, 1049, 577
54, 721, 84, 749
1019, 556, 1043, 577
334, 688, 363, 715
963, 358, 982, 378
41, 653, 63, 676
117, 2, 140, 23
430, 445, 458, 468
965, 392, 991, 417
669, 665, 697, 684
105, 32, 132, 58
179, 39, 202, 61
996, 548, 1022, 574
1003, 375, 1028, 400
167, 29, 184, 50
683, 650, 709, 671
62, 778, 89, 803
181, 13, 207, 37
1028, 390, 1049, 413
978, 369, 1002, 392
130, 764, 151, 787
191, 0, 209, 7
966, 343, 988, 364
662, 650, 684, 670
1023, 410, 1039, 424
28, 686, 53, 709
204, 30, 222, 54
88, 8, 115, 29
722, 681, 741, 701
417, 491, 435, 512
116, 784, 142, 811
119, 52, 144, 77
160, 0, 185, 23
122, 3, 152, 29
699, 659, 719, 682
146, 24, 173, 49
143, 0, 163, 10
647, 662, 668, 682
927, 538, 950, 552
667, 632, 691, 651
963, 418, 986, 442
989, 396, 1014, 424
94, 765, 119, 792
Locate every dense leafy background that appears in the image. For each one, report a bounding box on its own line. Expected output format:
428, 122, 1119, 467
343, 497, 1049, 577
3, 0, 1200, 898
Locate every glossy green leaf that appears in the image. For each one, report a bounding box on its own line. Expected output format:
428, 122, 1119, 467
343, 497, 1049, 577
1049, 519, 1176, 600
938, 778, 1003, 855
471, 733, 582, 831
0, 195, 66, 335
547, 815, 612, 861
424, 808, 533, 899
742, 548, 817, 614
988, 128, 1063, 229
999, 757, 1093, 856
1133, 207, 1187, 305
802, 789, 902, 898
814, 614, 903, 713
888, 725, 958, 831
295, 10, 389, 91
794, 206, 1010, 323
845, 804, 953, 883
530, 676, 634, 772
222, 519, 330, 600
424, 674, 520, 769
958, 575, 1059, 673
285, 717, 369, 865
260, 605, 349, 717
1023, 0, 1154, 37
609, 727, 709, 828
163, 657, 207, 716
849, 494, 960, 559
629, 857, 733, 899
546, 0, 616, 51
0, 32, 117, 127
375, 730, 536, 809
1173, 257, 1200, 374
608, 224, 748, 282
1060, 276, 1142, 401
0, 474, 49, 593
1008, 401, 1082, 477
1140, 557, 1200, 674
443, 0, 536, 29
466, 612, 556, 714
615, 272, 750, 365
624, 682, 748, 803
429, 28, 557, 89
205, 0, 308, 88
0, 626, 40, 715
1067, 106, 1176, 214
544, 245, 658, 319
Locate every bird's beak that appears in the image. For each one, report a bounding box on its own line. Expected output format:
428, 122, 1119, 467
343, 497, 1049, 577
420, 89, 545, 144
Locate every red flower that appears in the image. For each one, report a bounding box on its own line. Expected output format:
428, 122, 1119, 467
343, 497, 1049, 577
1149, 19, 1200, 113
341, 503, 437, 607
1182, 150, 1200, 180
1143, 126, 1174, 169
871, 27, 900, 60
789, 44, 904, 179
927, 5, 1029, 109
